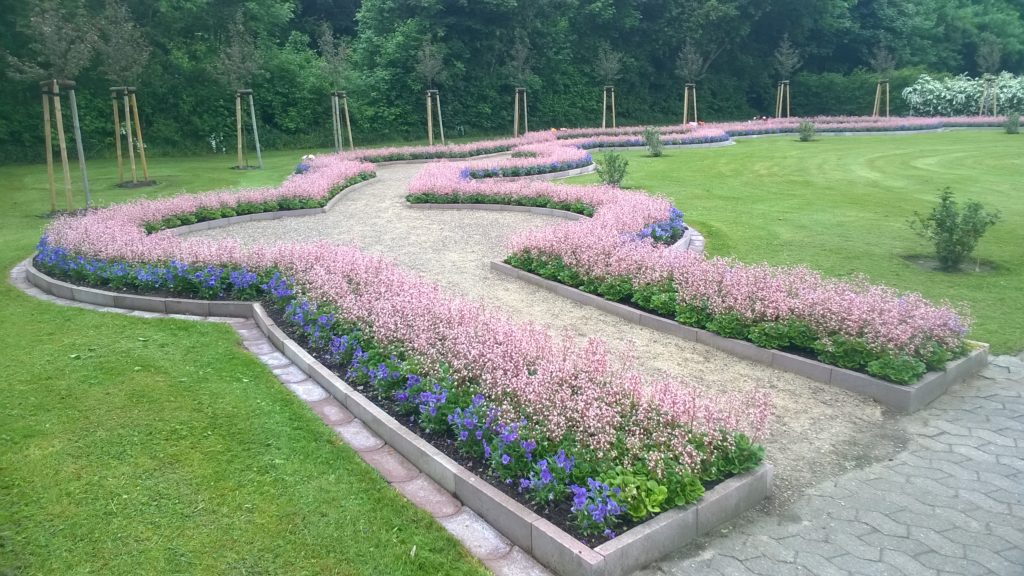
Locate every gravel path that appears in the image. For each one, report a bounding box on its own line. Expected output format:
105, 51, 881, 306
188, 161, 905, 509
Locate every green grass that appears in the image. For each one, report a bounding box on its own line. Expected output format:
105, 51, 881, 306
0, 151, 486, 575
572, 131, 1024, 353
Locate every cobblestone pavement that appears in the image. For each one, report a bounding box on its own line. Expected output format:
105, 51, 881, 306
643, 355, 1024, 576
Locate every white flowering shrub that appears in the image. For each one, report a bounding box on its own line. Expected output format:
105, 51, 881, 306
902, 73, 1024, 116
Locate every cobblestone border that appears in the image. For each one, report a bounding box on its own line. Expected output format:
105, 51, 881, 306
490, 261, 989, 413
17, 258, 772, 576
492, 163, 596, 181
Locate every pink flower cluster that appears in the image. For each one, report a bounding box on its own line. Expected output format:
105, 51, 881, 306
40, 150, 771, 477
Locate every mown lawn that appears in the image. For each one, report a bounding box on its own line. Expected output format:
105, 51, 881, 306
571, 130, 1024, 353
0, 150, 486, 576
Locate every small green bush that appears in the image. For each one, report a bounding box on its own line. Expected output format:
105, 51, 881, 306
1006, 113, 1020, 134
642, 126, 664, 157
908, 187, 1001, 271
798, 121, 816, 141
596, 151, 629, 186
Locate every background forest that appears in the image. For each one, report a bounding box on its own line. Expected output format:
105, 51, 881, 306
1, 0, 1022, 162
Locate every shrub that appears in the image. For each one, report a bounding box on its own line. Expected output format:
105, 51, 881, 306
908, 187, 1001, 271
1006, 113, 1020, 134
596, 151, 629, 186
642, 126, 664, 157
798, 121, 816, 141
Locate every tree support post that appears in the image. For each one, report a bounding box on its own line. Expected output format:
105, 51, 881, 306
341, 91, 354, 150
129, 88, 150, 181
40, 83, 57, 212
610, 86, 616, 128
683, 83, 698, 124
330, 92, 341, 152
514, 88, 528, 137
66, 83, 91, 209
602, 86, 607, 129
872, 79, 890, 118
434, 90, 446, 145
111, 88, 124, 183
244, 90, 263, 169
235, 90, 245, 168
49, 80, 75, 210
123, 89, 138, 181
775, 81, 791, 119
426, 90, 434, 146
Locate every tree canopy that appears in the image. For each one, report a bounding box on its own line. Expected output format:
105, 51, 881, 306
1, 0, 1022, 161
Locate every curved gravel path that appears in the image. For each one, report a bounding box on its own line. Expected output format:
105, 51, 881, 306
188, 160, 905, 509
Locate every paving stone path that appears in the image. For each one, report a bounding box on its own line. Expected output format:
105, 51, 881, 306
644, 355, 1024, 576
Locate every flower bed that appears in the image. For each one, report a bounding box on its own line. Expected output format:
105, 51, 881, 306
405, 119, 973, 385
35, 150, 770, 546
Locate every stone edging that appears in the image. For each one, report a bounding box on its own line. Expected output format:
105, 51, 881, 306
405, 202, 705, 255
372, 150, 510, 166
492, 163, 597, 181
580, 140, 736, 151
19, 258, 772, 576
168, 177, 377, 236
731, 128, 948, 139
490, 261, 989, 413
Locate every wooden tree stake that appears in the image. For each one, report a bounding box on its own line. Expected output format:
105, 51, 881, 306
341, 92, 354, 150
513, 88, 528, 137
426, 91, 434, 146
129, 90, 150, 180
331, 93, 341, 152
611, 86, 616, 128
123, 91, 138, 181
235, 92, 245, 168
246, 91, 263, 169
50, 81, 74, 210
513, 89, 521, 137
111, 90, 124, 183
41, 87, 57, 212
872, 80, 890, 118
434, 91, 446, 145
602, 87, 607, 129
775, 81, 791, 118
67, 87, 91, 208
683, 83, 698, 124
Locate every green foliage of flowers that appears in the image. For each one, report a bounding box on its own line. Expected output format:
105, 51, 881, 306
506, 252, 957, 384
908, 187, 1002, 271
600, 467, 669, 521
596, 151, 629, 186
405, 193, 595, 217
142, 173, 374, 233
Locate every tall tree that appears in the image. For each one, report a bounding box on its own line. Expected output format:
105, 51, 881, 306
774, 33, 802, 80
96, 0, 151, 86
4, 0, 96, 81
217, 11, 262, 90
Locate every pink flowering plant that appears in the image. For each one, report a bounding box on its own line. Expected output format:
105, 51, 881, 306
34, 150, 771, 545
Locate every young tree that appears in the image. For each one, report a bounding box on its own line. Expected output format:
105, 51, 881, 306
595, 43, 623, 87
773, 34, 802, 80
869, 43, 897, 78
217, 11, 261, 90
96, 0, 150, 86
317, 22, 347, 90
416, 38, 445, 89
675, 41, 706, 83
975, 33, 1002, 75
507, 30, 532, 86
4, 0, 96, 81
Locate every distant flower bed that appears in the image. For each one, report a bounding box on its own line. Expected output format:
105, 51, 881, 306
566, 128, 730, 149
35, 147, 769, 545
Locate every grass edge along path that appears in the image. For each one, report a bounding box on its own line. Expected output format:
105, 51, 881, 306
0, 150, 487, 576
570, 130, 1023, 354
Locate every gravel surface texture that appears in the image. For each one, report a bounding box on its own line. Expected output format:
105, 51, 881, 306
188, 161, 906, 510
